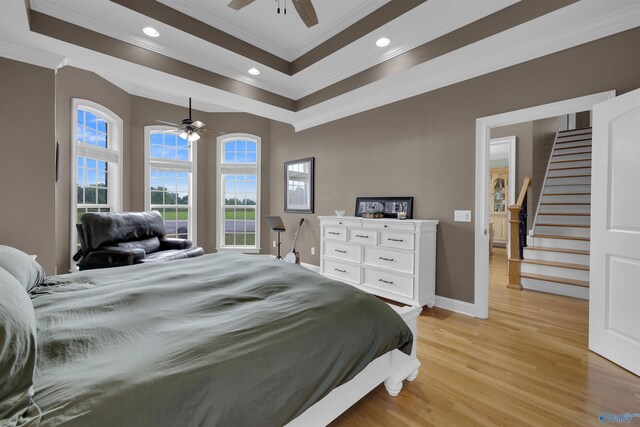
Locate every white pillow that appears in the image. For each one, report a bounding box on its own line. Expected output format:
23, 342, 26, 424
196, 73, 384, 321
0, 246, 45, 292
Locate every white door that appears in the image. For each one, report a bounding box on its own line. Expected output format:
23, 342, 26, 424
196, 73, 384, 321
590, 88, 640, 376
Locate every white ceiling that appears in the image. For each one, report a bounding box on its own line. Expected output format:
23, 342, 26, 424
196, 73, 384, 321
2, 0, 640, 131
157, 0, 390, 61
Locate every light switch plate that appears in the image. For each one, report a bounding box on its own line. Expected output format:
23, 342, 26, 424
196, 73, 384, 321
454, 210, 472, 222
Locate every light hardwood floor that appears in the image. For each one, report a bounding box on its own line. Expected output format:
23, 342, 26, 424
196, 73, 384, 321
331, 248, 640, 426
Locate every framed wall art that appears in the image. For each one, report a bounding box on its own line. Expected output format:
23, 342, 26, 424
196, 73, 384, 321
284, 157, 314, 213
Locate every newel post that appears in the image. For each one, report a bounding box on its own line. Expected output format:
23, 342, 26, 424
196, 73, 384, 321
507, 205, 523, 290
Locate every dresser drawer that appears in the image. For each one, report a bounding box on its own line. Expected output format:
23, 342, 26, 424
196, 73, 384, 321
363, 247, 414, 274
368, 221, 415, 232
324, 226, 347, 241
322, 218, 361, 228
324, 241, 361, 263
363, 268, 413, 298
324, 259, 360, 283
379, 231, 414, 250
348, 228, 378, 245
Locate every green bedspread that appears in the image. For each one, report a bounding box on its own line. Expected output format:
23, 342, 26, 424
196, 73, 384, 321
29, 252, 413, 426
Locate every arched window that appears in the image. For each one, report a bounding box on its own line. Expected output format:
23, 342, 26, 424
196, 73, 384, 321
216, 134, 261, 252
71, 99, 123, 266
144, 126, 197, 242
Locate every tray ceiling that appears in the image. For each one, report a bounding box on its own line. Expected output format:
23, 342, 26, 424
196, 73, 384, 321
1, 0, 639, 130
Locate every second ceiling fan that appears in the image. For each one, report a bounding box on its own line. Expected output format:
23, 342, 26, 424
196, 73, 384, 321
228, 0, 319, 28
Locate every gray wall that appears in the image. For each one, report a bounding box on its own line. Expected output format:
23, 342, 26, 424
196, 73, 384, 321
0, 58, 56, 274
268, 27, 640, 303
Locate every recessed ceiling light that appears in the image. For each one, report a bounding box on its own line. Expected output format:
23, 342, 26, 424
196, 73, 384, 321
143, 27, 160, 38
376, 37, 391, 47
248, 68, 261, 76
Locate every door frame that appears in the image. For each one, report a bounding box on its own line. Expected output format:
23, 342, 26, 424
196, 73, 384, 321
489, 136, 516, 250
473, 90, 615, 319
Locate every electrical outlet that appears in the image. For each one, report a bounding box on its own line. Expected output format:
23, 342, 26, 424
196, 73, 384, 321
272, 240, 276, 248
454, 210, 472, 222
311, 247, 316, 255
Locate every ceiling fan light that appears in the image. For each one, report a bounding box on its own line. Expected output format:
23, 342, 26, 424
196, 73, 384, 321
188, 132, 201, 142
179, 131, 188, 140
143, 27, 160, 38
376, 37, 391, 47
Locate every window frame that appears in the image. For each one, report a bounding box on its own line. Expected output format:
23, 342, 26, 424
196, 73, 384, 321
70, 99, 123, 268
216, 133, 261, 253
144, 125, 198, 244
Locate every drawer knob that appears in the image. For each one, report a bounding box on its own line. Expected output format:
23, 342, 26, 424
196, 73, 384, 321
335, 249, 347, 253
355, 234, 369, 238
334, 268, 347, 273
339, 222, 343, 225
378, 257, 394, 262
388, 238, 404, 242
384, 225, 388, 228
378, 278, 394, 285
328, 232, 341, 235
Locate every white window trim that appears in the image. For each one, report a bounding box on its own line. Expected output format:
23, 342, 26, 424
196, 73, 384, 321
144, 125, 198, 245
216, 133, 261, 253
70, 98, 123, 269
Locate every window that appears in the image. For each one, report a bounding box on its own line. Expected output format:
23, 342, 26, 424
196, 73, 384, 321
216, 134, 261, 252
144, 127, 197, 242
71, 99, 123, 264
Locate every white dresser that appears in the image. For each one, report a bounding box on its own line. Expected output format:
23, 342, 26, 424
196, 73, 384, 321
319, 216, 438, 308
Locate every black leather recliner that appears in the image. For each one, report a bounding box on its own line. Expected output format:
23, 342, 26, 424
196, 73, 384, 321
74, 211, 204, 270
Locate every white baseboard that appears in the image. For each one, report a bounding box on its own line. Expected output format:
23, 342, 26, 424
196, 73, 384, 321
434, 296, 477, 317
301, 262, 320, 273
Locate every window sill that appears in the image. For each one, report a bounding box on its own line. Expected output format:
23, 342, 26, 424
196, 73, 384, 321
216, 247, 261, 254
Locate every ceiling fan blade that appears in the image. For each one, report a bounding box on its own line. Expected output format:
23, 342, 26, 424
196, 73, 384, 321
191, 120, 206, 129
156, 120, 179, 127
227, 0, 255, 10
161, 129, 179, 133
292, 0, 318, 28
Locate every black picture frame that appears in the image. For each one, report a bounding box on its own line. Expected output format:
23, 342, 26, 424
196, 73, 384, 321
354, 197, 413, 219
284, 157, 314, 213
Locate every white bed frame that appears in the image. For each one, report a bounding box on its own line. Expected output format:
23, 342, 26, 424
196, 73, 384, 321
286, 305, 422, 427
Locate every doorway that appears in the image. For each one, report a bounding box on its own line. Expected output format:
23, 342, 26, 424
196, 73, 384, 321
473, 90, 615, 319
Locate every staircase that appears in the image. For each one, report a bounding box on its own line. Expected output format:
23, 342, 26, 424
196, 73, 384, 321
520, 127, 591, 299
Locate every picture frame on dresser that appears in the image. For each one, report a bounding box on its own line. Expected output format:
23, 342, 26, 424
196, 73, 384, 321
284, 157, 314, 213
354, 197, 413, 219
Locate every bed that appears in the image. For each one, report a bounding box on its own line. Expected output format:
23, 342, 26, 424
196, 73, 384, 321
0, 247, 421, 427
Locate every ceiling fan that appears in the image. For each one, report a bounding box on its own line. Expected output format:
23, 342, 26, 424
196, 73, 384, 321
156, 98, 223, 142
228, 0, 319, 28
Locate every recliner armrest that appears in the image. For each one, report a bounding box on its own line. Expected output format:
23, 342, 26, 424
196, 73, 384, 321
80, 246, 146, 270
159, 237, 193, 251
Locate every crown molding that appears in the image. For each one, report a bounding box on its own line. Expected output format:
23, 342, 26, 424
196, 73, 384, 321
0, 40, 66, 69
